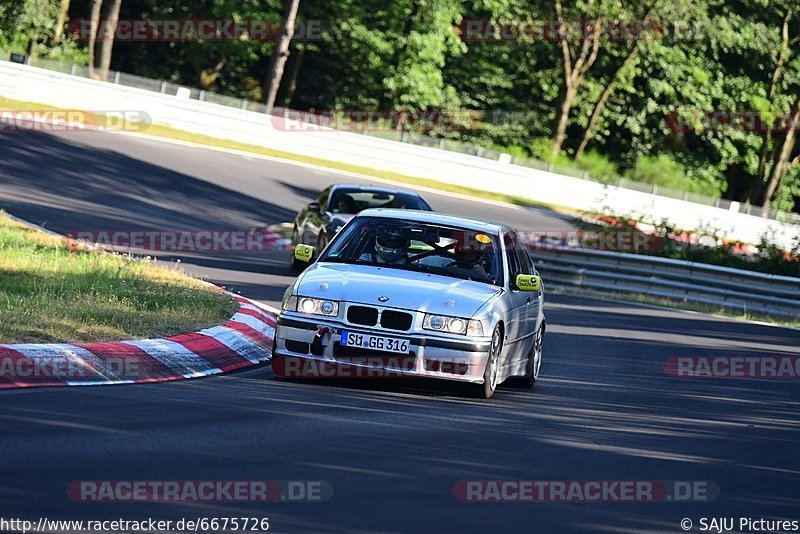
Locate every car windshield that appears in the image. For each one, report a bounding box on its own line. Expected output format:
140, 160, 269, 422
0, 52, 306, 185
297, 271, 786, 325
320, 217, 503, 285
329, 189, 429, 214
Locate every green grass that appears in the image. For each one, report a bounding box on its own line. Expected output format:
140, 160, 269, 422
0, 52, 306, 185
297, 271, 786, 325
0, 212, 237, 343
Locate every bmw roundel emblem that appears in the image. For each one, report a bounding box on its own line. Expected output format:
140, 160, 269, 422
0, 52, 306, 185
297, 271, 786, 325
378, 296, 390, 303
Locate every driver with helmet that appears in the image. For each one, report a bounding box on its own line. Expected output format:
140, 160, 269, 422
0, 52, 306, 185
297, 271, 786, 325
359, 227, 411, 265
448, 234, 492, 277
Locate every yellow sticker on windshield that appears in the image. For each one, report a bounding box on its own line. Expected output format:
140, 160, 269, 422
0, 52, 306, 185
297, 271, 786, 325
475, 234, 492, 244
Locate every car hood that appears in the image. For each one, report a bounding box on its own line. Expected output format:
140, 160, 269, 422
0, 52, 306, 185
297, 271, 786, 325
295, 263, 501, 317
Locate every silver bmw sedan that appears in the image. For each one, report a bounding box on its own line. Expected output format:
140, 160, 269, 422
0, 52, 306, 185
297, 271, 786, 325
273, 208, 545, 399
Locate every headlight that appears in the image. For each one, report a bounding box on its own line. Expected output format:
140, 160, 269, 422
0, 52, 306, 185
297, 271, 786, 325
282, 295, 298, 311
292, 296, 339, 317
423, 314, 481, 336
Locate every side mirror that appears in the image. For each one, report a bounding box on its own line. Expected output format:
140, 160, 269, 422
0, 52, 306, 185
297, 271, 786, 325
294, 244, 315, 262
306, 201, 321, 213
515, 274, 541, 292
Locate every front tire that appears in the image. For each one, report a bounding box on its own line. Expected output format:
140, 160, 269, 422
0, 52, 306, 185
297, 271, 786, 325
474, 325, 503, 399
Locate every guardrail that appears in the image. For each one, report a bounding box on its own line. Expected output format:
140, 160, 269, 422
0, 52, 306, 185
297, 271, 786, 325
532, 247, 800, 319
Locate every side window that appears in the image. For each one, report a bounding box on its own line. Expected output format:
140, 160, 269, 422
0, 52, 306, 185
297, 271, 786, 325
512, 233, 533, 275
503, 234, 521, 280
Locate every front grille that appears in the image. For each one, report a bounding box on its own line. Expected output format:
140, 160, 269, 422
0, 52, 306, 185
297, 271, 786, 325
347, 305, 378, 326
380, 310, 413, 331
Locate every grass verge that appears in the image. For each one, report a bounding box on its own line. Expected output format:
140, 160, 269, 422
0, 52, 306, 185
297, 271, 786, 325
0, 211, 237, 343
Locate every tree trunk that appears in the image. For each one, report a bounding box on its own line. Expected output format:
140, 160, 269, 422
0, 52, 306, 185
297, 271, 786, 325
280, 42, 305, 107
552, 86, 577, 156
575, 1, 659, 159
574, 46, 639, 158
756, 7, 793, 199
262, 0, 301, 114
50, 0, 72, 46
97, 0, 123, 81
25, 38, 37, 60
762, 108, 799, 213
87, 0, 103, 75
551, 0, 600, 157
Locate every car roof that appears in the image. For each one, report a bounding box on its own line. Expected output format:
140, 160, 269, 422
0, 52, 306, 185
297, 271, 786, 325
330, 184, 423, 197
354, 208, 510, 233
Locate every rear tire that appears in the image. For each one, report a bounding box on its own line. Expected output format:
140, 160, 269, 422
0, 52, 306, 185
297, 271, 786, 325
516, 325, 543, 388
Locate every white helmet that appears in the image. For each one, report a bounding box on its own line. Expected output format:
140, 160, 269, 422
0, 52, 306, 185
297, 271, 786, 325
375, 228, 410, 264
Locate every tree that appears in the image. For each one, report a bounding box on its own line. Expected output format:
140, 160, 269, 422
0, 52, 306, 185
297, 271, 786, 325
49, 0, 70, 45
262, 0, 301, 113
551, 0, 602, 157
382, 0, 465, 121
575, 0, 660, 158
87, 0, 103, 74
97, 0, 123, 80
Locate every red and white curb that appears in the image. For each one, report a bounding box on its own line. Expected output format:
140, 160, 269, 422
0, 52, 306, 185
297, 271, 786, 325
0, 294, 276, 390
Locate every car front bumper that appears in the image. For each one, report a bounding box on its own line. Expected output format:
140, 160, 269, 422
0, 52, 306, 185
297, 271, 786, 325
273, 315, 492, 383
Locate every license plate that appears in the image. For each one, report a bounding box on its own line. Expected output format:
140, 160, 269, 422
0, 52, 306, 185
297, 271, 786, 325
340, 331, 410, 354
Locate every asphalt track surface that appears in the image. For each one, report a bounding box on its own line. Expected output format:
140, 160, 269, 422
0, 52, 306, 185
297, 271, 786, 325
0, 130, 799, 533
